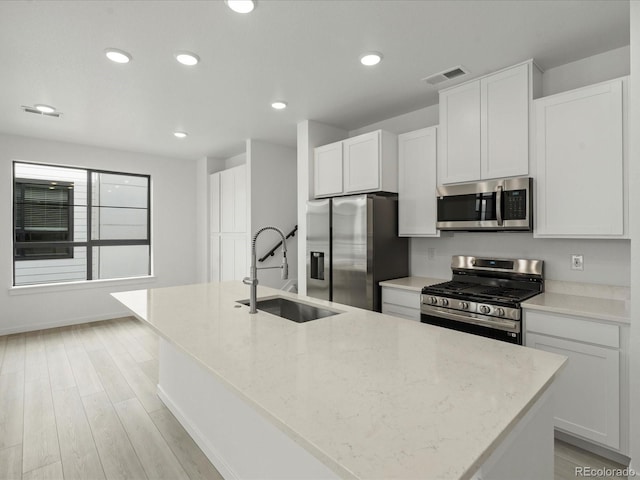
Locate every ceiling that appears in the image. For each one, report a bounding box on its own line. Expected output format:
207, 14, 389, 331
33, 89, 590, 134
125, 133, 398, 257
0, 0, 630, 161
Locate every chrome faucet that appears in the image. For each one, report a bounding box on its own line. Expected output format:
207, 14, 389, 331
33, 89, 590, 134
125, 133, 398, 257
243, 226, 289, 313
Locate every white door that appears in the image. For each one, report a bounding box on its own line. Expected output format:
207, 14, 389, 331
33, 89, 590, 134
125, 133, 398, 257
438, 81, 481, 184
220, 235, 248, 281
398, 127, 439, 236
481, 63, 529, 179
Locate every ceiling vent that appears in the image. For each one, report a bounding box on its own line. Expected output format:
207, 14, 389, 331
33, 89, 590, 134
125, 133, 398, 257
21, 106, 62, 118
422, 65, 470, 86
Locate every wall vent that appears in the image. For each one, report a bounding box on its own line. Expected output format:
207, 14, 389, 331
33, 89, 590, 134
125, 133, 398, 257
21, 106, 62, 118
422, 65, 470, 86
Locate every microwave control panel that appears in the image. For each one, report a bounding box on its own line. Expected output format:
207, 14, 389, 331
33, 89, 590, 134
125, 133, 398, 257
503, 189, 527, 220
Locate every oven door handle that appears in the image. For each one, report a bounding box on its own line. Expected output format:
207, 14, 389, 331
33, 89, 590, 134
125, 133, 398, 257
421, 306, 520, 333
496, 185, 503, 226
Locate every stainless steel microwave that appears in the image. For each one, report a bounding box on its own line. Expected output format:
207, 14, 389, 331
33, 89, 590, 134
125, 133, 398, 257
436, 177, 532, 231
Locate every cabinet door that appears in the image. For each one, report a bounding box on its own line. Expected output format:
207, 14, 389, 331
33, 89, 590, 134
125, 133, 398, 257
438, 81, 481, 184
220, 235, 248, 281
343, 131, 380, 193
534, 79, 624, 237
526, 333, 620, 449
398, 127, 439, 236
481, 63, 529, 179
314, 141, 343, 197
233, 165, 247, 232
220, 165, 246, 233
209, 235, 220, 282
209, 172, 221, 233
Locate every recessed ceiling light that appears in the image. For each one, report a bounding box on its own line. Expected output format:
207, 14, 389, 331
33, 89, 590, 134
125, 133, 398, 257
225, 0, 256, 14
271, 101, 287, 110
360, 52, 382, 66
175, 52, 200, 66
173, 131, 188, 139
34, 104, 56, 114
105, 48, 132, 64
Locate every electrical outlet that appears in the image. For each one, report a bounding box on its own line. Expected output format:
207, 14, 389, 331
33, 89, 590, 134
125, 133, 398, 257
571, 254, 584, 271
427, 248, 435, 260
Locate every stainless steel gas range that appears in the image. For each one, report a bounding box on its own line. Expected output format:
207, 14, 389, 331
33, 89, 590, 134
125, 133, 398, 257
420, 255, 544, 344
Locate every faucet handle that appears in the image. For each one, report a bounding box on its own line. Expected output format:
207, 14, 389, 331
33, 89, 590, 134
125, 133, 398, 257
242, 277, 252, 285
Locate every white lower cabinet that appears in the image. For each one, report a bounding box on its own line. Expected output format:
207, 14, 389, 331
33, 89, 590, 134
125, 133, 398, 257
525, 311, 621, 450
381, 287, 421, 321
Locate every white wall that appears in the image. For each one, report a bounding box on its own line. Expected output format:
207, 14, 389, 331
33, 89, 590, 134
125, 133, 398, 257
542, 45, 630, 97
0, 133, 198, 334
411, 233, 630, 286
296, 120, 348, 295
247, 139, 297, 290
628, 0, 639, 471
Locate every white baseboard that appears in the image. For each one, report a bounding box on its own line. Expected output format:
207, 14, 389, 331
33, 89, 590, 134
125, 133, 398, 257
555, 430, 631, 466
0, 310, 131, 336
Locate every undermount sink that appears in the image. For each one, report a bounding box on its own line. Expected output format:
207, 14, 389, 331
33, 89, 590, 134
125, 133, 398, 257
237, 296, 339, 323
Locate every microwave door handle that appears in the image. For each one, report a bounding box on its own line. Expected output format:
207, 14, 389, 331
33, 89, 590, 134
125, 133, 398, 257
496, 185, 504, 226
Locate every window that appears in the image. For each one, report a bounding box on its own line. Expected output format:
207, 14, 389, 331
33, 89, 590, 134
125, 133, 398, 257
13, 162, 151, 286
14, 179, 74, 260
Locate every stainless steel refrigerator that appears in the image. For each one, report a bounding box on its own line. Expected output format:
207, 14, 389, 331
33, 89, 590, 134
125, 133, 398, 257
306, 193, 409, 312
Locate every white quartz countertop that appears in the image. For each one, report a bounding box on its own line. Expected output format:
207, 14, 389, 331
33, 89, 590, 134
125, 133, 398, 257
112, 281, 566, 480
522, 292, 630, 324
379, 276, 446, 292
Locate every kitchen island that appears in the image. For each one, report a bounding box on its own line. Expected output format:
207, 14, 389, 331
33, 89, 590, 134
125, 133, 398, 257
113, 281, 566, 480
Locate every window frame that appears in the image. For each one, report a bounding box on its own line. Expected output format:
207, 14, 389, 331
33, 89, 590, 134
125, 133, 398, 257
12, 161, 152, 286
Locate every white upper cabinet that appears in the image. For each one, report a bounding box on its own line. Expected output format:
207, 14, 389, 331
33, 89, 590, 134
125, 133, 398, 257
438, 81, 481, 184
534, 78, 626, 238
313, 130, 398, 198
314, 141, 343, 197
438, 61, 537, 185
398, 126, 439, 237
481, 63, 530, 179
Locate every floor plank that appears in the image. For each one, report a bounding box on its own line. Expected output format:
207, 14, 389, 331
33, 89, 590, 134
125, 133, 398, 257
52, 387, 105, 480
64, 346, 104, 398
86, 349, 135, 405
150, 407, 223, 480
1, 335, 25, 376
137, 358, 159, 385
114, 397, 189, 480
0, 444, 23, 480
0, 371, 25, 450
110, 351, 163, 413
22, 377, 60, 474
81, 391, 148, 480
23, 461, 64, 480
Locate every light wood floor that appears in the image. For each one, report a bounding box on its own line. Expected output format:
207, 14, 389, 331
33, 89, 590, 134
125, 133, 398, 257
0, 317, 629, 479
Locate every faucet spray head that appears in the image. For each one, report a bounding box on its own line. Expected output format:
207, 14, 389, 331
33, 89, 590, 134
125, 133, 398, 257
281, 252, 289, 280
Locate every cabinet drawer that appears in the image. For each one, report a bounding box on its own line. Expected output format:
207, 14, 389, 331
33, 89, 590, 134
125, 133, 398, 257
381, 287, 420, 310
382, 303, 420, 321
525, 311, 619, 348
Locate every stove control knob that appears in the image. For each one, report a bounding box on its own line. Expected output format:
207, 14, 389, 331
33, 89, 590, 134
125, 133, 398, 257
496, 307, 505, 317
459, 301, 469, 310
479, 305, 491, 314
440, 298, 449, 307
429, 296, 438, 305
